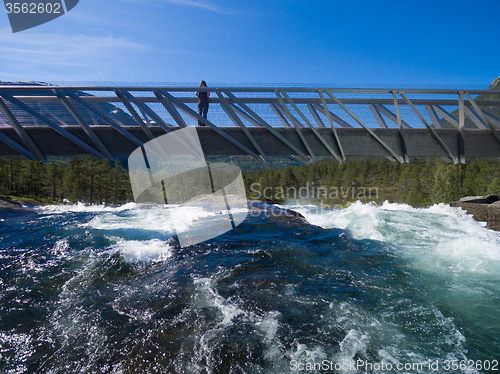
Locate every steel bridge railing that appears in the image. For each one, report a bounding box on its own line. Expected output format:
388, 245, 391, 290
0, 83, 499, 163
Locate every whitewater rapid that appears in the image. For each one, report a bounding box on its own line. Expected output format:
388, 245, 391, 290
1, 200, 498, 373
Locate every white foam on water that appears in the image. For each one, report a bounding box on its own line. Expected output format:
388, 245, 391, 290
284, 200, 500, 370
193, 276, 246, 327
84, 206, 177, 234
168, 205, 219, 234
189, 273, 286, 370
0, 332, 33, 374
49, 239, 71, 260
38, 201, 138, 214
287, 344, 328, 368
114, 238, 173, 263
287, 202, 385, 241
291, 201, 500, 277
324, 300, 470, 373
41, 202, 225, 245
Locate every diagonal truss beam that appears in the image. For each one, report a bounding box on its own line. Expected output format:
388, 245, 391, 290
222, 90, 309, 161
484, 111, 500, 128
276, 91, 315, 160
88, 110, 100, 126
392, 92, 409, 162
312, 103, 352, 128
399, 92, 458, 163
270, 103, 293, 128
38, 106, 70, 126
326, 90, 404, 163
272, 102, 304, 128
216, 90, 266, 160
319, 91, 345, 162
0, 131, 36, 160
148, 94, 206, 160
230, 104, 263, 127
307, 104, 326, 128
281, 91, 342, 162
0, 91, 103, 159
392, 92, 403, 129
54, 90, 114, 160
369, 104, 388, 128
116, 90, 173, 133
464, 106, 487, 129
425, 105, 443, 129
114, 90, 155, 140
153, 90, 187, 128
0, 98, 44, 160
62, 89, 144, 148
376, 104, 411, 129
465, 92, 500, 147
150, 93, 205, 166
158, 90, 259, 159
433, 105, 460, 128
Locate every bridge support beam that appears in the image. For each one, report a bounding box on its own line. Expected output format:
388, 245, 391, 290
282, 91, 342, 162
465, 92, 500, 148
275, 91, 315, 160
54, 90, 114, 160
459, 92, 466, 163
0, 131, 37, 160
425, 105, 443, 129
114, 90, 156, 140
327, 91, 404, 163
223, 91, 309, 161
0, 98, 44, 160
400, 92, 458, 163
0, 91, 104, 159
270, 103, 292, 128
61, 89, 145, 149
318, 91, 345, 161
312, 103, 352, 128
217, 90, 266, 160
392, 92, 409, 163
158, 90, 260, 159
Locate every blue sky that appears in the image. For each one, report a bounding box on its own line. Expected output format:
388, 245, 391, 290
0, 0, 499, 86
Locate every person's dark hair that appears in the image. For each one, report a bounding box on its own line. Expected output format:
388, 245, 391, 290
199, 80, 207, 87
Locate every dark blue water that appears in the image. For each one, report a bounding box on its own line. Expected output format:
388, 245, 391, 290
1, 202, 499, 373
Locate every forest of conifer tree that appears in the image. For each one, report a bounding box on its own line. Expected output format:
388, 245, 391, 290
2, 157, 500, 208
0, 157, 132, 205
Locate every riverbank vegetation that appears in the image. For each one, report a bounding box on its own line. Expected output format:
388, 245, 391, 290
0, 157, 132, 206
243, 159, 500, 207
2, 156, 500, 207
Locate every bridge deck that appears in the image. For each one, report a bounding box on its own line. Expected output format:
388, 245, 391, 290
0, 83, 499, 163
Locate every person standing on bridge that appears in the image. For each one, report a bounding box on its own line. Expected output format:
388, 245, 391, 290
196, 80, 210, 126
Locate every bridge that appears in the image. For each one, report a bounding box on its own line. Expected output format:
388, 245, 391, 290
0, 82, 499, 163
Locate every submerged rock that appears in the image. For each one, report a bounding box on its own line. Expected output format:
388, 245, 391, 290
0, 197, 44, 218
181, 194, 306, 221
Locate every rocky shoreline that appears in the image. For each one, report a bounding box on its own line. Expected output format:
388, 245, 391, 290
449, 195, 500, 231
0, 197, 45, 215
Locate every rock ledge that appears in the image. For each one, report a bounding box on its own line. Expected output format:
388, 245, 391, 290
450, 195, 500, 231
